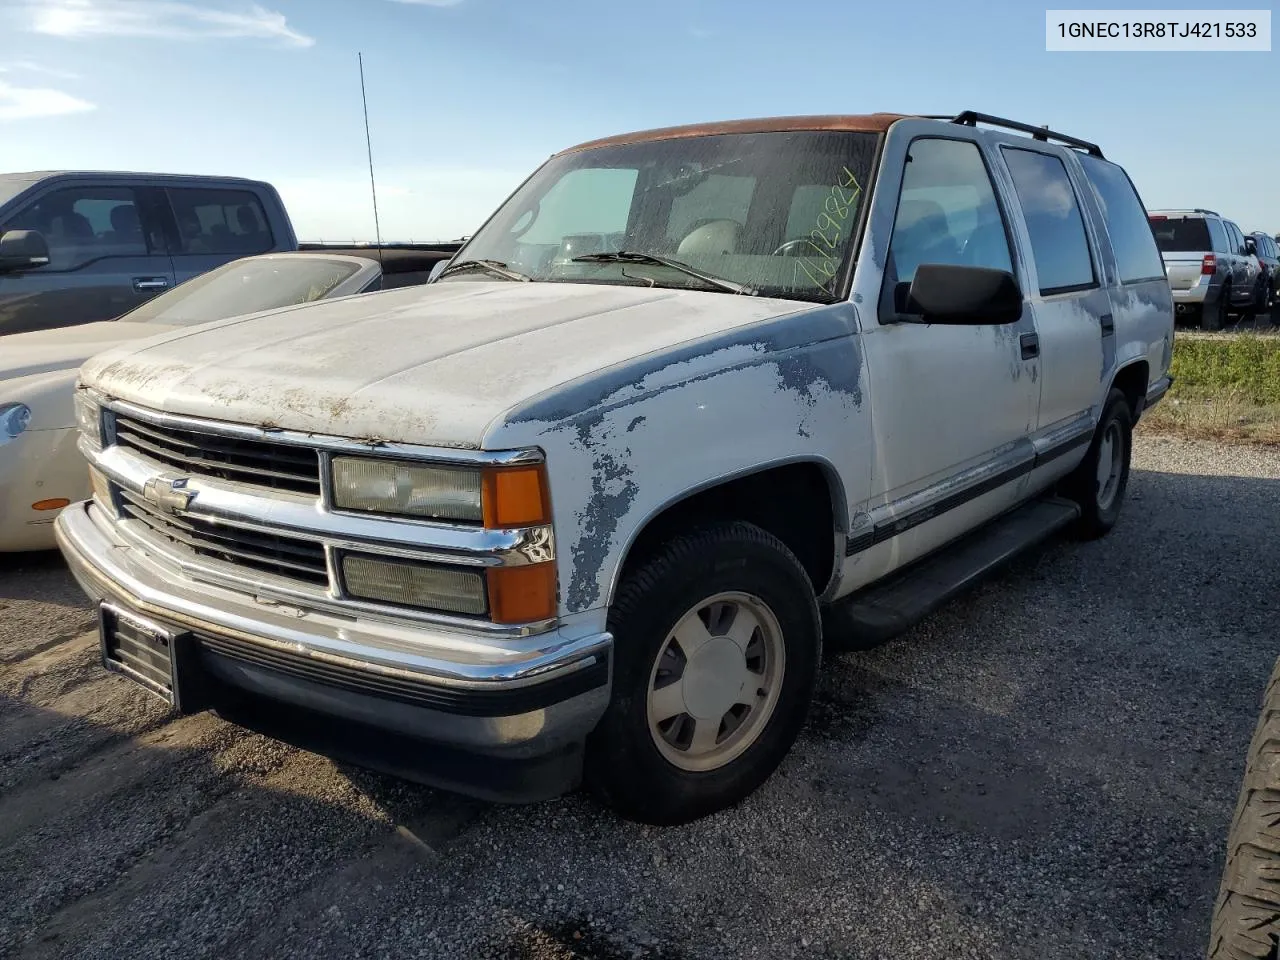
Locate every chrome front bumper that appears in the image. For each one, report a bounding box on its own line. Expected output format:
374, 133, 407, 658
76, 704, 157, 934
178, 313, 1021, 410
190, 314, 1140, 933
56, 500, 612, 797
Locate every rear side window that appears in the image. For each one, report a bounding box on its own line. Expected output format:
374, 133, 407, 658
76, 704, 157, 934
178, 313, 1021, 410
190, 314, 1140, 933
167, 188, 274, 255
1078, 155, 1165, 283
1002, 148, 1096, 294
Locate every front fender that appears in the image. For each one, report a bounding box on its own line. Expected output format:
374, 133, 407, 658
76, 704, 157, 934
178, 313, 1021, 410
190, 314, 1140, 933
486, 303, 874, 616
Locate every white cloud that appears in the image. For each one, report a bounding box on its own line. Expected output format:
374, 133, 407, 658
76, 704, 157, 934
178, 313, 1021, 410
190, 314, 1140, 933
0, 80, 95, 121
0, 61, 81, 80
23, 0, 314, 48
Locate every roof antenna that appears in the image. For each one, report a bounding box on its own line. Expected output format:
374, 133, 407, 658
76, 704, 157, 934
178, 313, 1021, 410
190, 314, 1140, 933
358, 52, 385, 273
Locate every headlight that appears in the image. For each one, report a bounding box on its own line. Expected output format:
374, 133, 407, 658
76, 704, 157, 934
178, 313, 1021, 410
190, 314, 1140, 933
341, 553, 488, 615
73, 391, 104, 452
330, 457, 549, 528
0, 402, 30, 444
332, 457, 483, 522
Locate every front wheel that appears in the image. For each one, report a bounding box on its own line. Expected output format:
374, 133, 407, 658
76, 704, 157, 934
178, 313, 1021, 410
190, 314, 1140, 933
1062, 388, 1133, 540
585, 521, 821, 825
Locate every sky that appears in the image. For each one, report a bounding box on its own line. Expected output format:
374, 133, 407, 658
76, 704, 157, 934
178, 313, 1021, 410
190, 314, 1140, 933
0, 0, 1275, 241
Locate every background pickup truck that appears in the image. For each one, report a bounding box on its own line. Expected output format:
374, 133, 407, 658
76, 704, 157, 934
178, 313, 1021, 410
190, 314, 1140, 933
56, 110, 1175, 826
0, 171, 298, 335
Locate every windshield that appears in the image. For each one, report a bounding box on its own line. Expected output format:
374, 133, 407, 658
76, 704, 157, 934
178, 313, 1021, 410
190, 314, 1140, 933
120, 256, 367, 325
441, 130, 879, 303
1149, 216, 1211, 253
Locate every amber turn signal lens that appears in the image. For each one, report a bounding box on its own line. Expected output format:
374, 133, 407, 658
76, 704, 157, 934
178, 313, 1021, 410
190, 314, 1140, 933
487, 562, 557, 624
481, 464, 550, 528
32, 498, 71, 511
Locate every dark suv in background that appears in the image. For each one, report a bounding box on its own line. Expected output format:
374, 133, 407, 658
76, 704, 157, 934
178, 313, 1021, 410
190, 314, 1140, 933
1247, 231, 1278, 314
1148, 208, 1260, 330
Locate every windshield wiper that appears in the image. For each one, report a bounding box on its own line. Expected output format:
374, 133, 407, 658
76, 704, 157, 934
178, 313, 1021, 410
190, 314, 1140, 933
570, 250, 756, 296
437, 258, 532, 282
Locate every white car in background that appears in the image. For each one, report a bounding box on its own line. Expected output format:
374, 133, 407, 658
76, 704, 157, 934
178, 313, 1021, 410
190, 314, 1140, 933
0, 252, 399, 551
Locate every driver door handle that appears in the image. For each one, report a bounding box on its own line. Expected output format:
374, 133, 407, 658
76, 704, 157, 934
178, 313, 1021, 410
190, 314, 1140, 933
133, 277, 169, 292
1020, 332, 1040, 360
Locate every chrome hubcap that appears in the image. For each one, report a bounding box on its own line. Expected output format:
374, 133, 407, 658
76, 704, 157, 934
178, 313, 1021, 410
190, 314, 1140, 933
1095, 421, 1124, 511
646, 592, 785, 772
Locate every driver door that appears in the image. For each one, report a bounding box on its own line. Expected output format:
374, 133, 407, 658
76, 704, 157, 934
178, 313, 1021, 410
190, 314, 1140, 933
847, 131, 1041, 588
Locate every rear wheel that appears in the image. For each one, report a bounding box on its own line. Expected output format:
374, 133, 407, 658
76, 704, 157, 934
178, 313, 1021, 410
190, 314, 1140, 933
1062, 388, 1132, 540
585, 521, 821, 825
1207, 654, 1280, 959
1205, 285, 1228, 331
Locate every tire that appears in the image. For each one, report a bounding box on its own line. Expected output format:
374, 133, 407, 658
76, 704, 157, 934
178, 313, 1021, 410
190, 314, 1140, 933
1205, 285, 1228, 331
1062, 388, 1133, 540
584, 521, 821, 825
1240, 279, 1264, 328
1207, 655, 1280, 960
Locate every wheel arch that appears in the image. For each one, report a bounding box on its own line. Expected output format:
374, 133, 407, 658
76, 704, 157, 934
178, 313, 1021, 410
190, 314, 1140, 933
605, 456, 849, 608
1108, 358, 1149, 421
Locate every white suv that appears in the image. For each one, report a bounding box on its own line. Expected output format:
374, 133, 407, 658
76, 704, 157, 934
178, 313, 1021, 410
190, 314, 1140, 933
58, 111, 1175, 824
1149, 208, 1260, 329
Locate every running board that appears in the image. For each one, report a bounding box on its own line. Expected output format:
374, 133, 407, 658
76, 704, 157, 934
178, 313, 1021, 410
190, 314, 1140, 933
823, 496, 1081, 649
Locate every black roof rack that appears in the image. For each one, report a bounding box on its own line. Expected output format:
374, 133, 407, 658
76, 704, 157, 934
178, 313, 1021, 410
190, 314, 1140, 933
923, 111, 1104, 158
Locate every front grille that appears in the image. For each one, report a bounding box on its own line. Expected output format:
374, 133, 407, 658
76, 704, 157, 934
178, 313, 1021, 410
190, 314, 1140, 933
112, 412, 321, 496
119, 488, 330, 587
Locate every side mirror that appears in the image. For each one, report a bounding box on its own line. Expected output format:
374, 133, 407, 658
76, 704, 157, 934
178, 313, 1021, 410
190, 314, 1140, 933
905, 263, 1023, 325
0, 230, 51, 272
1245, 237, 1257, 255
428, 259, 449, 283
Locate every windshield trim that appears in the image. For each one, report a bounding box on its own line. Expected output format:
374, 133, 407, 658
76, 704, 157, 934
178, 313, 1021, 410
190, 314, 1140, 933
446, 128, 887, 307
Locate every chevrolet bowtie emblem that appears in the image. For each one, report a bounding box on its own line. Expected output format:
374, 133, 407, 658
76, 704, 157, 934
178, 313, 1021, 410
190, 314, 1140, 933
142, 474, 196, 514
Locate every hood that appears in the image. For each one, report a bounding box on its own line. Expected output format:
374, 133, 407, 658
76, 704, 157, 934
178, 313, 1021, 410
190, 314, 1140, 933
0, 321, 180, 382
81, 281, 806, 447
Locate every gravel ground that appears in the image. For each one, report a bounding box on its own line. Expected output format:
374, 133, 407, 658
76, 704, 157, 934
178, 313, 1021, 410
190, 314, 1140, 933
2, 434, 1278, 960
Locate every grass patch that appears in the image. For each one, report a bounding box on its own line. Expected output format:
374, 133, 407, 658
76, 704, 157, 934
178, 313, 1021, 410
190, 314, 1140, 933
1140, 332, 1280, 444
1168, 331, 1280, 404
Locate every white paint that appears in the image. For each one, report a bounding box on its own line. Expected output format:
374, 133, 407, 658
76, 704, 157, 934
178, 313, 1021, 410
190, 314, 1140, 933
81, 281, 805, 447
70, 115, 1177, 632
0, 321, 181, 385
486, 338, 870, 614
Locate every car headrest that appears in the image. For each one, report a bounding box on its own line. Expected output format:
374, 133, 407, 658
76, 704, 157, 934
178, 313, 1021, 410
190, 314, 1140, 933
677, 219, 741, 257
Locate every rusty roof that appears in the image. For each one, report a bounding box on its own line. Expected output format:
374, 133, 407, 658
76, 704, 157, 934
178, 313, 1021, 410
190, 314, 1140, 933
559, 114, 913, 154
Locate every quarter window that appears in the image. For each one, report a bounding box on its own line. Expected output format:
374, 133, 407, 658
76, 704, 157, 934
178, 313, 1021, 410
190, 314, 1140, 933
0, 186, 153, 270
1078, 155, 1165, 284
884, 138, 1013, 310
167, 188, 274, 255
1002, 148, 1096, 294
1207, 218, 1229, 253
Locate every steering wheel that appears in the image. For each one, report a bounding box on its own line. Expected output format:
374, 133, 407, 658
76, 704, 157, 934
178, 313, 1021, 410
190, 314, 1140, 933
771, 237, 822, 257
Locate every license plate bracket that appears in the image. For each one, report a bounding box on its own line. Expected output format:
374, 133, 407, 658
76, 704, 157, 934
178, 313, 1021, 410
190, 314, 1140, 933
98, 602, 206, 712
